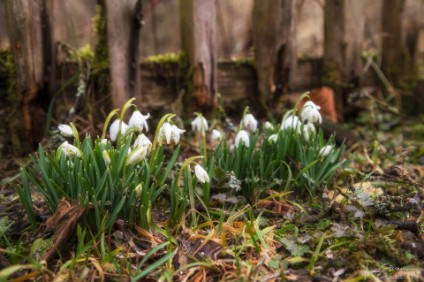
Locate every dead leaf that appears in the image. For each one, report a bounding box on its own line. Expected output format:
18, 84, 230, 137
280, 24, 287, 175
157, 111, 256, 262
43, 198, 86, 261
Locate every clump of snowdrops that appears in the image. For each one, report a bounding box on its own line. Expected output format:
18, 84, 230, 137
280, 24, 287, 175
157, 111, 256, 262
19, 93, 344, 234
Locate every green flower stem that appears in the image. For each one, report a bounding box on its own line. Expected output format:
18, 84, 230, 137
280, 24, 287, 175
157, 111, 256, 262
70, 122, 80, 147
117, 97, 136, 145
150, 113, 175, 168
294, 91, 311, 111
102, 109, 119, 139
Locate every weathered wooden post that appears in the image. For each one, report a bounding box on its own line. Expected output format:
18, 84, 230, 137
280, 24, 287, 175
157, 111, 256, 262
101, 0, 143, 109
414, 0, 424, 115
323, 0, 365, 121
179, 0, 217, 114
252, 0, 298, 109
381, 0, 406, 87
5, 0, 55, 154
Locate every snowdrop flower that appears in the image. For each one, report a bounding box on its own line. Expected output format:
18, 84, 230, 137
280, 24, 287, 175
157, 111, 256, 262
100, 138, 108, 145
264, 121, 274, 130
242, 113, 258, 132
194, 164, 210, 183
109, 120, 129, 142
158, 122, 185, 145
58, 124, 74, 137
133, 134, 152, 148
235, 130, 250, 148
319, 145, 333, 157
281, 115, 302, 131
301, 101, 322, 124
212, 129, 222, 141
126, 145, 149, 166
302, 123, 316, 141
191, 115, 208, 133
129, 110, 150, 132
135, 183, 143, 197
102, 150, 111, 166
268, 134, 278, 143
60, 141, 82, 158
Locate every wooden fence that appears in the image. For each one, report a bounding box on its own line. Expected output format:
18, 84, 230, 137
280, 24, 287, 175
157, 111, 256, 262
2, 0, 423, 155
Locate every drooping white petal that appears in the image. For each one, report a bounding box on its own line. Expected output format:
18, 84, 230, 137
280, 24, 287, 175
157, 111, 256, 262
264, 121, 274, 130
134, 134, 152, 148
58, 124, 74, 137
242, 113, 258, 132
194, 164, 210, 183
158, 122, 173, 144
191, 115, 208, 133
302, 123, 316, 141
171, 125, 185, 144
60, 141, 82, 158
281, 115, 302, 131
129, 111, 150, 132
212, 129, 222, 141
319, 145, 333, 157
109, 120, 129, 142
268, 134, 278, 143
126, 146, 149, 166
301, 101, 322, 124
235, 130, 250, 148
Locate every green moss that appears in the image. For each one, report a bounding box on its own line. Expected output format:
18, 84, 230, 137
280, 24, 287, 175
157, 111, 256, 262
146, 52, 182, 64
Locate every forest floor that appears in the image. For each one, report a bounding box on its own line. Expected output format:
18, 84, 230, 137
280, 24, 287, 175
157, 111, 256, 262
0, 104, 424, 282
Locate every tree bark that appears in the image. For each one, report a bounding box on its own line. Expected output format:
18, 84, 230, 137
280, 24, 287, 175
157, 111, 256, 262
323, 0, 365, 121
179, 0, 217, 114
102, 0, 143, 109
414, 0, 424, 115
252, 0, 298, 108
5, 0, 54, 154
381, 0, 406, 86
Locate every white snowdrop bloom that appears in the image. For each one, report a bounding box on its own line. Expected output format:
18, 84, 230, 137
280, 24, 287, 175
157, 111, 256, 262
109, 120, 129, 142
319, 145, 333, 157
235, 130, 250, 148
212, 129, 222, 141
133, 134, 152, 148
242, 113, 258, 132
281, 115, 302, 130
129, 110, 150, 132
60, 141, 82, 158
191, 115, 208, 133
301, 101, 322, 124
102, 150, 111, 166
126, 145, 149, 166
268, 134, 278, 143
302, 123, 316, 141
264, 121, 274, 130
58, 124, 74, 137
194, 164, 210, 183
100, 138, 108, 145
158, 122, 185, 145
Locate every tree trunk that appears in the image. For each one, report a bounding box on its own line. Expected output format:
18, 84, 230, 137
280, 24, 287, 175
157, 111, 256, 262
252, 0, 298, 109
102, 0, 143, 109
414, 0, 424, 115
381, 0, 406, 87
323, 0, 365, 121
179, 0, 217, 115
5, 0, 54, 154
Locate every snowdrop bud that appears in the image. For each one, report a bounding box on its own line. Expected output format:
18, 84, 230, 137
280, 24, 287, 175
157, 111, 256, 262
302, 123, 316, 141
102, 150, 111, 166
134, 134, 152, 148
264, 121, 274, 130
109, 120, 129, 142
243, 113, 258, 132
135, 183, 143, 197
126, 146, 149, 166
100, 139, 108, 145
58, 124, 74, 137
281, 115, 302, 131
268, 134, 278, 143
191, 115, 208, 133
158, 122, 173, 144
129, 110, 150, 132
235, 130, 250, 148
194, 164, 210, 183
60, 141, 82, 158
212, 129, 222, 141
301, 101, 322, 124
319, 145, 333, 157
